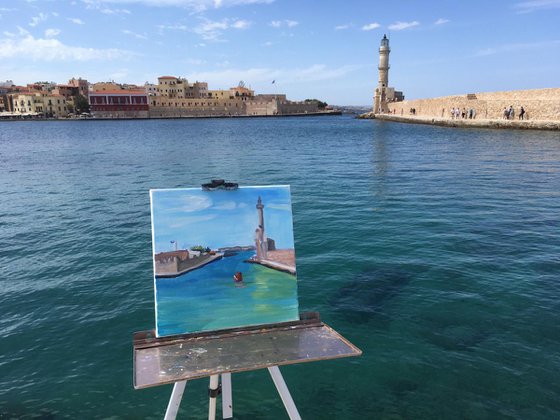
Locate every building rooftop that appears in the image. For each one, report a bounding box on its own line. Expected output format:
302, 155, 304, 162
89, 90, 147, 95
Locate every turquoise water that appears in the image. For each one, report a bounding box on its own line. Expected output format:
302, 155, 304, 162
1, 116, 559, 418
156, 251, 298, 336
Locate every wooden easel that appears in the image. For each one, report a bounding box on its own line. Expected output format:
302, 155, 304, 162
133, 313, 361, 419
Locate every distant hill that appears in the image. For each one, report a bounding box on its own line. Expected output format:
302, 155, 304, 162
334, 105, 372, 115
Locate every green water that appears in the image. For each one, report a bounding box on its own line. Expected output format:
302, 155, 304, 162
156, 251, 298, 336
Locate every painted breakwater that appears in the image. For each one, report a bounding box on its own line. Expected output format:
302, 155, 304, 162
1, 116, 560, 418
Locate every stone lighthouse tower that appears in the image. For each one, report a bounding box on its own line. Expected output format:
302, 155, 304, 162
373, 34, 390, 114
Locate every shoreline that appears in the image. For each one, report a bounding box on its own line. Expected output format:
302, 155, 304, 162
155, 253, 223, 279
245, 258, 297, 275
0, 110, 341, 122
358, 113, 560, 131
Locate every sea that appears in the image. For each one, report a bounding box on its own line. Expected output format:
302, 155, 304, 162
1, 115, 559, 419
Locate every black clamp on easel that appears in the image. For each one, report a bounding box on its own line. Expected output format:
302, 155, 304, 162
201, 179, 239, 191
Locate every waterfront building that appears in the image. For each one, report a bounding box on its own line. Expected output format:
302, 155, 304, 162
68, 78, 89, 97
52, 84, 80, 100
12, 92, 68, 117
144, 82, 157, 96
373, 34, 404, 114
91, 82, 124, 92
89, 90, 149, 118
156, 76, 208, 99
26, 82, 57, 92
150, 76, 319, 118
0, 94, 13, 112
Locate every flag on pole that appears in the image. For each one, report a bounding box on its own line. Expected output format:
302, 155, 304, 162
272, 80, 275, 84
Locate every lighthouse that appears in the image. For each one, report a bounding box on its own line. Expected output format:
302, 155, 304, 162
373, 34, 391, 114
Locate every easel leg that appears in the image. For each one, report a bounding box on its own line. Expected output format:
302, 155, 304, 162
268, 366, 302, 420
221, 373, 233, 419
208, 374, 220, 420
164, 381, 187, 420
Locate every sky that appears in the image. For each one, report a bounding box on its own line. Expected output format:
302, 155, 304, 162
0, 0, 559, 105
150, 186, 295, 253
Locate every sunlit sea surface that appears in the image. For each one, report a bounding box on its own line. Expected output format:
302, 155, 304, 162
1, 116, 559, 419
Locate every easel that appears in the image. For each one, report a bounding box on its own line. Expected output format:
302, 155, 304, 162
133, 312, 361, 419
139, 181, 361, 418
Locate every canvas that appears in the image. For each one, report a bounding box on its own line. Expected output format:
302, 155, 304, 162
150, 185, 299, 337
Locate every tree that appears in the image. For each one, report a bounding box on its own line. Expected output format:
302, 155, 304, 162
190, 245, 208, 253
304, 98, 327, 109
74, 94, 90, 114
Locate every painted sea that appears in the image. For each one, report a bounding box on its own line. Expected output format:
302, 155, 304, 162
156, 251, 298, 336
1, 115, 559, 419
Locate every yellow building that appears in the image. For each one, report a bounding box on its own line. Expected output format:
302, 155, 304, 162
12, 92, 68, 117
156, 76, 208, 99
149, 75, 320, 118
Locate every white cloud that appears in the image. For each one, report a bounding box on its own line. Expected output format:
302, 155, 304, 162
269, 19, 298, 28
388, 21, 419, 30
157, 24, 188, 31
185, 58, 206, 65
0, 32, 133, 61
513, 0, 560, 13
335, 24, 350, 30
122, 29, 147, 39
435, 18, 449, 25
266, 202, 291, 211
109, 68, 129, 80
29, 12, 48, 27
52, 12, 59, 17
194, 18, 251, 40
164, 194, 214, 213
45, 28, 61, 38
213, 201, 237, 210
262, 41, 273, 46
474, 39, 560, 56
68, 18, 85, 24
362, 22, 380, 31
231, 19, 251, 29
101, 8, 131, 14
81, 0, 274, 13
188, 63, 362, 87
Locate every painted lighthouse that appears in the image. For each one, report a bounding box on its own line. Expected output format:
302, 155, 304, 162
255, 196, 276, 260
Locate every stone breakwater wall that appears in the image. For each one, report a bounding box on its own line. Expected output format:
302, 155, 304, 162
358, 114, 560, 131
386, 88, 560, 121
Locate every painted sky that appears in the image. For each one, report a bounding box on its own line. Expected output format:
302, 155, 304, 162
1, 0, 559, 105
150, 186, 295, 253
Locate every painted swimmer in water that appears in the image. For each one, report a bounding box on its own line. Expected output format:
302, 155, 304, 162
233, 272, 243, 283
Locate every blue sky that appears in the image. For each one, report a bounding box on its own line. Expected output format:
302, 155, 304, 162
1, 0, 559, 105
150, 186, 294, 253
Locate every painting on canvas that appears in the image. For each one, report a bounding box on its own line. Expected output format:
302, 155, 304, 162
150, 185, 299, 337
